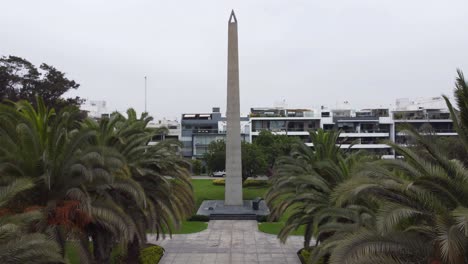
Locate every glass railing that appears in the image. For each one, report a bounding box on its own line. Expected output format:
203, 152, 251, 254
340, 130, 389, 133
192, 129, 222, 134
252, 128, 317, 132
432, 129, 456, 133
394, 114, 451, 120
357, 129, 390, 133
249, 113, 285, 117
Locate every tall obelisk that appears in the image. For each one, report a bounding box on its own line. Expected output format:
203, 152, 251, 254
225, 10, 243, 206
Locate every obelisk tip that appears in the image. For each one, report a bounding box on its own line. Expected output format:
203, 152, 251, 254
229, 10, 237, 23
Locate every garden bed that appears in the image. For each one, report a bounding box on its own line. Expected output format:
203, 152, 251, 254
297, 247, 327, 264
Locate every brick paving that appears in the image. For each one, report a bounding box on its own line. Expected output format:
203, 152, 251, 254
147, 220, 304, 264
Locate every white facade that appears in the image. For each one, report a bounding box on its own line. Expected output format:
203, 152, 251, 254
148, 119, 181, 145
80, 100, 110, 119
249, 97, 456, 158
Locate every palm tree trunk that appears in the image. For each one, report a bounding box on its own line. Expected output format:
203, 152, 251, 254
90, 226, 113, 264
126, 236, 140, 264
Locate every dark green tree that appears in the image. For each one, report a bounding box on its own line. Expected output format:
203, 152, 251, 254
191, 159, 203, 175
242, 141, 268, 178
203, 140, 226, 173
253, 130, 300, 175
203, 140, 267, 179
0, 55, 82, 111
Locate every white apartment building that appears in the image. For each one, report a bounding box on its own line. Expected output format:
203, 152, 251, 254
249, 97, 456, 158
148, 119, 181, 145
393, 97, 456, 145
250, 107, 321, 143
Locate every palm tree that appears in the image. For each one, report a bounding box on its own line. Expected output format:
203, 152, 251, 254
266, 129, 371, 249
329, 128, 468, 263
0, 178, 64, 264
0, 98, 123, 261
83, 109, 194, 263
0, 98, 194, 263
326, 71, 468, 264
444, 69, 468, 157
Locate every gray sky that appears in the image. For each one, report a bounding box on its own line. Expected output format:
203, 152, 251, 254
2, 0, 468, 120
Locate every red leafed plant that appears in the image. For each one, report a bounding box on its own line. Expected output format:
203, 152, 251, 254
47, 200, 92, 229
0, 208, 12, 217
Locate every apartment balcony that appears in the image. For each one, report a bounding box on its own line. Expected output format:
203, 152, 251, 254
396, 129, 457, 136
339, 129, 390, 138
251, 128, 313, 136
341, 144, 391, 149
192, 129, 224, 134
393, 113, 451, 121
249, 113, 285, 118
304, 143, 391, 149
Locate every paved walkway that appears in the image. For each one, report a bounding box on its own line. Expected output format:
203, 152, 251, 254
148, 220, 303, 264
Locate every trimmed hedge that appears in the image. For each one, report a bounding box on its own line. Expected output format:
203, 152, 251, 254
298, 248, 326, 264
212, 179, 225, 186
212, 179, 269, 187
139, 244, 164, 264
187, 215, 210, 222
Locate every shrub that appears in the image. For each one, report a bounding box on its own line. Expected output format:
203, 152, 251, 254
111, 244, 126, 264
139, 244, 164, 264
243, 179, 269, 187
187, 215, 210, 222
212, 179, 269, 187
300, 248, 310, 262
212, 179, 225, 186
191, 159, 202, 175
299, 248, 326, 264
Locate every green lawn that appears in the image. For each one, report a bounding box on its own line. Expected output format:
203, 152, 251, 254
65, 242, 80, 264
192, 179, 268, 208
172, 220, 208, 234
259, 199, 305, 236
258, 204, 305, 236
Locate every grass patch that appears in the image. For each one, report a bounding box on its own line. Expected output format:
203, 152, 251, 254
65, 242, 80, 264
257, 199, 306, 236
192, 179, 268, 208
172, 221, 208, 234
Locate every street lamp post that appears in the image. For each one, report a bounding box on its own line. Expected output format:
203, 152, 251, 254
144, 76, 147, 113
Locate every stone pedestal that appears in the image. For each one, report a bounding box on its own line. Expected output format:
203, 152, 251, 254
196, 200, 270, 220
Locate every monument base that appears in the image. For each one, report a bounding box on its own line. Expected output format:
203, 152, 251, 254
196, 200, 270, 220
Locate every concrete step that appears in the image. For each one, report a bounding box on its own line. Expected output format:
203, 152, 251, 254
209, 214, 257, 220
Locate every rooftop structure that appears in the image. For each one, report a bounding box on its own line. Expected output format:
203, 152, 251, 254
80, 100, 110, 119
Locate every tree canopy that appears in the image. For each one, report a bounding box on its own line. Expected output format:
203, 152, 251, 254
0, 97, 194, 263
0, 55, 82, 111
203, 140, 268, 179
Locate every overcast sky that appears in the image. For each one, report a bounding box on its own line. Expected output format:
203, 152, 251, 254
2, 0, 468, 120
